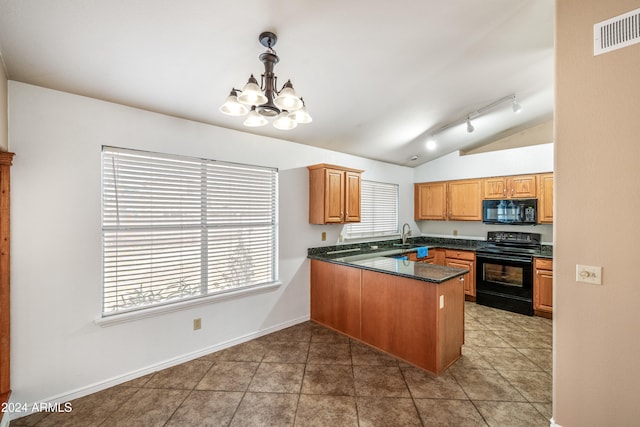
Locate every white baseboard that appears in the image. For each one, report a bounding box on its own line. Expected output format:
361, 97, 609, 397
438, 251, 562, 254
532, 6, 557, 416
4, 315, 309, 424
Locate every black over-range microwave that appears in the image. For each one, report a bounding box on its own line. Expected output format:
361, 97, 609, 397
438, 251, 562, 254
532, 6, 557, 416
482, 199, 537, 225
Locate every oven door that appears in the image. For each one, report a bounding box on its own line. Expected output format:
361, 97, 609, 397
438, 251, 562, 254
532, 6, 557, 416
475, 252, 534, 315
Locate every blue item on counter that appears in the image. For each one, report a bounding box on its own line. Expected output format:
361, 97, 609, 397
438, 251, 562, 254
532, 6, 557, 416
392, 255, 408, 260
416, 247, 429, 258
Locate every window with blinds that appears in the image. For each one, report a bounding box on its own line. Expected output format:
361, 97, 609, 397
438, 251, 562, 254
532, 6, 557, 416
344, 180, 399, 239
101, 146, 278, 316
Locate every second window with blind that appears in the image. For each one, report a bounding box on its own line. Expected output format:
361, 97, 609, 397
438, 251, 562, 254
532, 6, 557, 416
344, 180, 399, 239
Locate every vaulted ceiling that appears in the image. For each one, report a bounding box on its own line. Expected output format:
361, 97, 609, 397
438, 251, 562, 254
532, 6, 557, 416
0, 0, 554, 166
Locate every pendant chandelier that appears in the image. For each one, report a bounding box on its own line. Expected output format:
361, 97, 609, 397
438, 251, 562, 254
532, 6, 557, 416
220, 31, 312, 130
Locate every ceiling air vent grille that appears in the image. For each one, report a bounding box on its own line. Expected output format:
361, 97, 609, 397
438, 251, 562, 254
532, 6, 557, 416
594, 8, 640, 56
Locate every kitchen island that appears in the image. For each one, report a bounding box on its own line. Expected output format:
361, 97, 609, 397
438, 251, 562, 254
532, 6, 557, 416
309, 249, 467, 375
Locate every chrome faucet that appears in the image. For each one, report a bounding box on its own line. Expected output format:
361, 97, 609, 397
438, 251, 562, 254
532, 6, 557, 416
401, 223, 412, 245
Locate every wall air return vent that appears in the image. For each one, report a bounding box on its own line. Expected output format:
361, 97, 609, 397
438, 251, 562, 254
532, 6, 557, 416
594, 7, 640, 56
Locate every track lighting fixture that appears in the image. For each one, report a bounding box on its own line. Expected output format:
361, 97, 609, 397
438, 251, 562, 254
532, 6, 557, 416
220, 31, 312, 130
512, 96, 522, 113
423, 93, 522, 150
466, 117, 475, 133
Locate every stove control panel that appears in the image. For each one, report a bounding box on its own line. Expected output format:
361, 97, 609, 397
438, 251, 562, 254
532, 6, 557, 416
486, 231, 541, 245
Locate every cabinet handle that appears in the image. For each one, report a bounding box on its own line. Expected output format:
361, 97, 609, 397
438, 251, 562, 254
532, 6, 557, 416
503, 188, 506, 196
511, 187, 514, 196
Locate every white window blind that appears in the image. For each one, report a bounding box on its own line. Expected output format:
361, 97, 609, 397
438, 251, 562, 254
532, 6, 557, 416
101, 146, 278, 316
344, 180, 398, 239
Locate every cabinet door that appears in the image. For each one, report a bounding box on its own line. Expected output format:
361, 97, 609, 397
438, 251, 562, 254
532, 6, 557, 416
538, 173, 553, 223
534, 258, 553, 315
534, 268, 553, 314
509, 175, 537, 198
447, 180, 482, 221
483, 177, 508, 199
310, 259, 334, 325
324, 168, 345, 223
445, 258, 475, 297
414, 182, 447, 220
344, 171, 361, 223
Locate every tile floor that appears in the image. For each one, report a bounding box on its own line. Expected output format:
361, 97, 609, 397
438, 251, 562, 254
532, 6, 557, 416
11, 302, 552, 427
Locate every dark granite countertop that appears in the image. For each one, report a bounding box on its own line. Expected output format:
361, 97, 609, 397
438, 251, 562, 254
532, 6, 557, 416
308, 236, 553, 283
308, 245, 467, 284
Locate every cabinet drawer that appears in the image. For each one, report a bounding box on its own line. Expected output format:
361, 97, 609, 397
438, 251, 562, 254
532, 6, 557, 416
444, 249, 475, 261
535, 258, 553, 270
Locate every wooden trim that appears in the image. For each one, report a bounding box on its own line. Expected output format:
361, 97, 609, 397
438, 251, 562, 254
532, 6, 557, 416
0, 152, 14, 413
306, 163, 364, 173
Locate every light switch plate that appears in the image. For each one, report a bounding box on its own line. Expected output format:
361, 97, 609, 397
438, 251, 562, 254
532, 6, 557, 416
576, 264, 602, 285
439, 295, 444, 309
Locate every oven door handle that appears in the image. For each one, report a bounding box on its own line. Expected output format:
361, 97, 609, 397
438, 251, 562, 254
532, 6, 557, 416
476, 253, 533, 263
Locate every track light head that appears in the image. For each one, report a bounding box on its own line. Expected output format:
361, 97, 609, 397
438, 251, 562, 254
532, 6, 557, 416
466, 117, 474, 133
512, 96, 522, 113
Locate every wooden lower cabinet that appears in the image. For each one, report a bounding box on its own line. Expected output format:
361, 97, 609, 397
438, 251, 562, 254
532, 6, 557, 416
444, 250, 476, 300
534, 258, 553, 318
407, 248, 445, 265
310, 259, 464, 375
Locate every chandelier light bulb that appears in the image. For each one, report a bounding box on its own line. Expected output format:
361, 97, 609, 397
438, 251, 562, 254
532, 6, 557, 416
289, 106, 312, 124
273, 111, 298, 130
243, 106, 268, 127
237, 75, 268, 106
219, 89, 249, 116
274, 80, 303, 111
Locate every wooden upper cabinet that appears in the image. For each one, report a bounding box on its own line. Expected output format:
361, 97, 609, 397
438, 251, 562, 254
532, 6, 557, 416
344, 171, 361, 223
447, 179, 482, 221
483, 174, 537, 199
414, 182, 447, 220
538, 173, 554, 224
483, 177, 509, 199
414, 180, 481, 221
308, 164, 363, 224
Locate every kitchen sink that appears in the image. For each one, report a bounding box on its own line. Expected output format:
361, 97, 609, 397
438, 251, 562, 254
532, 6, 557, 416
392, 243, 422, 248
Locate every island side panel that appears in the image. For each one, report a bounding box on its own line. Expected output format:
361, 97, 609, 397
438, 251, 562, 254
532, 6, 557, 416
437, 276, 465, 373
361, 270, 438, 372
310, 259, 362, 339
333, 262, 362, 339
310, 259, 334, 326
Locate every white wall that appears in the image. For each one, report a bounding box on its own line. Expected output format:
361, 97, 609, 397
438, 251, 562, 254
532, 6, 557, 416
8, 81, 414, 405
412, 145, 554, 242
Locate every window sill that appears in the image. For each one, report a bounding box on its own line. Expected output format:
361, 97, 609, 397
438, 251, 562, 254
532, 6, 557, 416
94, 282, 282, 327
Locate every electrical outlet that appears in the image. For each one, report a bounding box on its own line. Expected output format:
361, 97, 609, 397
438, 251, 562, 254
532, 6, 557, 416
193, 318, 202, 330
576, 264, 602, 285
452, 229, 458, 236
439, 295, 444, 309
321, 231, 326, 241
